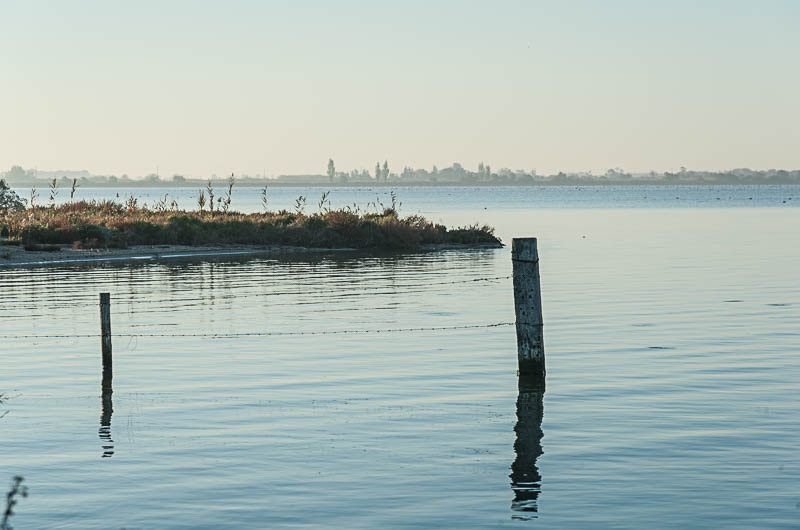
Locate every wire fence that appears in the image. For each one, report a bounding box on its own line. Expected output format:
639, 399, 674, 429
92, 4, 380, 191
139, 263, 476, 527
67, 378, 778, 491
0, 272, 516, 341
0, 321, 515, 341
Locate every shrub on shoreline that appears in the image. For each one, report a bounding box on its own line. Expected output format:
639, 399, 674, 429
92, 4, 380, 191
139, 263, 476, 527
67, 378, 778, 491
0, 179, 26, 214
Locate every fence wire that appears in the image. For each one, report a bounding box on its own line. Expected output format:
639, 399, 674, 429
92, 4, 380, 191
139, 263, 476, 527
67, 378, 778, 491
0, 321, 515, 341
1, 272, 515, 340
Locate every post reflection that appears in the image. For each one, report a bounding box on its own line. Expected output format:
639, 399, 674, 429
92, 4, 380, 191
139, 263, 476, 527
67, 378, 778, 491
510, 374, 544, 519
99, 369, 114, 458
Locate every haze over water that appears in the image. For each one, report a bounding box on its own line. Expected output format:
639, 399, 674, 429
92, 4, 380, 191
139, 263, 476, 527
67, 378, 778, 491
1, 185, 798, 528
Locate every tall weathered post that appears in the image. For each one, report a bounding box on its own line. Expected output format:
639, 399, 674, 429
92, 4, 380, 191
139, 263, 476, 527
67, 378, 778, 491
512, 238, 545, 382
99, 292, 114, 457
99, 292, 112, 376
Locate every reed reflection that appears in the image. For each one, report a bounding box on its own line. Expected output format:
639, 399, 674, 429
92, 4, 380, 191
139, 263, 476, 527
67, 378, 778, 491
510, 374, 544, 519
99, 370, 114, 458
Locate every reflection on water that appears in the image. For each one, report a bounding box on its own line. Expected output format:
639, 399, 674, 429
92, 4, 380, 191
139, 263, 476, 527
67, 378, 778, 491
99, 369, 114, 458
510, 375, 545, 519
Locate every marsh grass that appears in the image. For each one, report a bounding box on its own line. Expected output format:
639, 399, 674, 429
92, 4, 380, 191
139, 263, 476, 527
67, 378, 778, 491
206, 180, 215, 214
70, 178, 79, 200
260, 185, 269, 211
1, 199, 501, 251
221, 175, 235, 213
48, 178, 58, 208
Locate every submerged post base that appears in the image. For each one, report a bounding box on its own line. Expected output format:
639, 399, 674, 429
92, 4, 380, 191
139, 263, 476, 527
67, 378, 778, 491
517, 369, 546, 393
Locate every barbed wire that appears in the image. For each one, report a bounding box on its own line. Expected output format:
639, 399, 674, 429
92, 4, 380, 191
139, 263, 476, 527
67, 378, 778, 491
0, 321, 515, 340
409, 274, 511, 287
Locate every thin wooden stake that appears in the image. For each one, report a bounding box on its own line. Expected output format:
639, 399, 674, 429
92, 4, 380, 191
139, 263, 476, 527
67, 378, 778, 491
100, 292, 112, 376
512, 238, 545, 382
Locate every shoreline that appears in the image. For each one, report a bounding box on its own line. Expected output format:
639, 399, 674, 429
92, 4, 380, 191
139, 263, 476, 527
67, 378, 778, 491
0, 243, 346, 268
0, 242, 502, 268
0, 245, 352, 270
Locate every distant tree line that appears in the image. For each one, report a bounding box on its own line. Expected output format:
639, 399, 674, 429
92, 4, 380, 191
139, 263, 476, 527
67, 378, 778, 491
3, 163, 800, 188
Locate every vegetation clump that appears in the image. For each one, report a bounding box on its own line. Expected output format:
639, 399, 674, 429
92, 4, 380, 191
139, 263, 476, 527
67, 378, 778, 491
0, 180, 25, 213
0, 191, 501, 252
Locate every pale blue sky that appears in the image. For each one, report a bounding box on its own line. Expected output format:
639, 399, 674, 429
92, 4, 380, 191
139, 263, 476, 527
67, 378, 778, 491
2, 1, 799, 177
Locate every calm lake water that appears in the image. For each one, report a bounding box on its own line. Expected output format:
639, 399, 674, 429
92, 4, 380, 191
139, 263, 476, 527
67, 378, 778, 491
2, 186, 799, 529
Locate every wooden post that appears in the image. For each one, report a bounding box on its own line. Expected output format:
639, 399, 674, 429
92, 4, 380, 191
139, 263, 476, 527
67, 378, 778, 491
512, 238, 545, 381
100, 292, 112, 376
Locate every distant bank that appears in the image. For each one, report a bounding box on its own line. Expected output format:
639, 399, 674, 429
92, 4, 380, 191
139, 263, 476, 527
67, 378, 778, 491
4, 164, 800, 189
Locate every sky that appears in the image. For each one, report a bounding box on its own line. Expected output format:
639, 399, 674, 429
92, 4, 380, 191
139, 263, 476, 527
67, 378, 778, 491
2, 1, 799, 178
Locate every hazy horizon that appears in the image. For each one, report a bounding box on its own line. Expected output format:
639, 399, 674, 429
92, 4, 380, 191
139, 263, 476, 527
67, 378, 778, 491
3, 1, 799, 178
5, 162, 800, 182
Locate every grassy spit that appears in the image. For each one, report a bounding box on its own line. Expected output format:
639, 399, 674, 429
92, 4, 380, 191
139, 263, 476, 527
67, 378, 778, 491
0, 200, 501, 252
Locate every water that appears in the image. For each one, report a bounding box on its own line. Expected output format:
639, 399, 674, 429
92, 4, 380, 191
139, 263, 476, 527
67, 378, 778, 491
53, 183, 799, 215
2, 186, 799, 528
